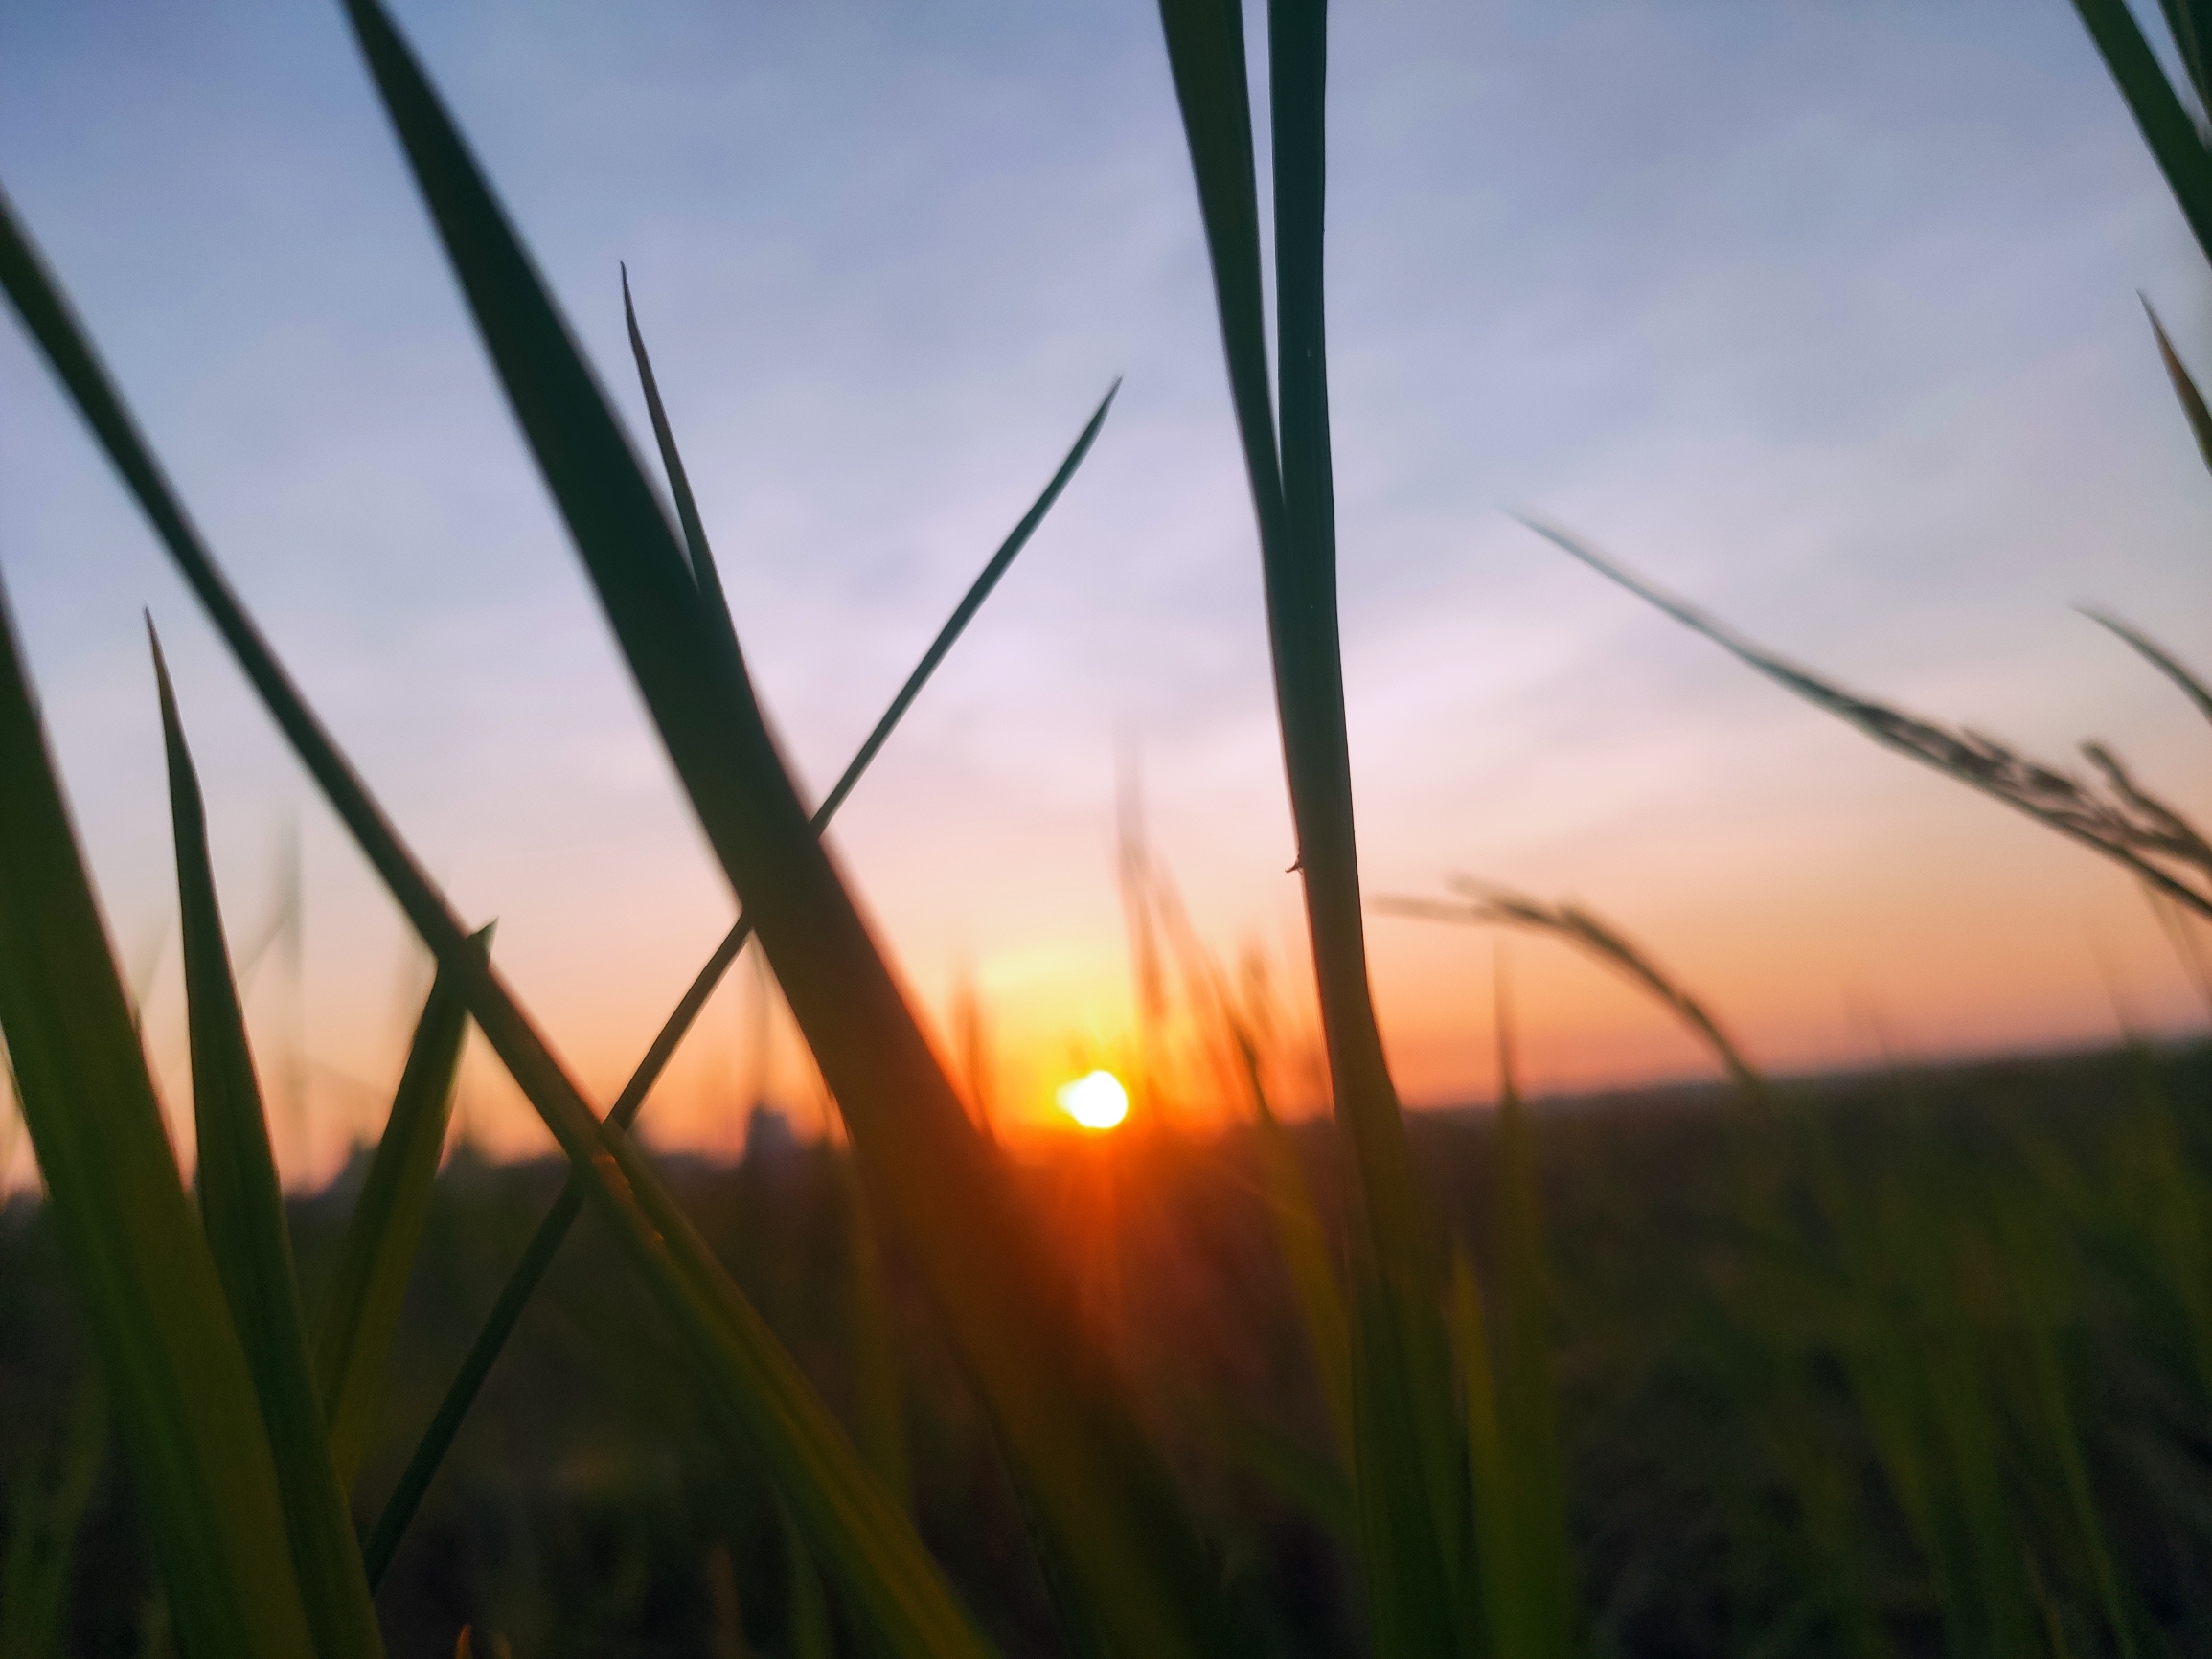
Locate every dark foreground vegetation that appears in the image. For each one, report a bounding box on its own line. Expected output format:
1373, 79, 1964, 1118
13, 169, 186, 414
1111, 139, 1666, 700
8, 1039, 2211, 1657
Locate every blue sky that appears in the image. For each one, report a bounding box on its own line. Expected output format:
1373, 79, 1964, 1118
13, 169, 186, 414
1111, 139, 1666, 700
3, 1, 2208, 1176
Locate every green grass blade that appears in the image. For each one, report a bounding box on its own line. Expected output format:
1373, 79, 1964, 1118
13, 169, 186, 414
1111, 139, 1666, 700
1161, 3, 1464, 1648
341, 4, 1242, 1650
1524, 517, 2212, 920
842, 1154, 910, 1510
2139, 297, 2212, 475
2084, 605, 2212, 728
2073, 0, 2212, 266
314, 923, 490, 1492
622, 265, 736, 647
0, 579, 313, 1659
1448, 1252, 1517, 1659
3, 160, 992, 1659
0, 1372, 106, 1659
1487, 1012, 1576, 1659
1241, 1044, 1355, 1467
781, 1504, 835, 1659
152, 628, 387, 1659
365, 390, 1113, 1583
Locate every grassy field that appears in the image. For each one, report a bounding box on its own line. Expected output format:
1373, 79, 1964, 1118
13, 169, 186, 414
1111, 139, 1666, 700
7, 1041, 2212, 1656
5, 0, 2212, 1655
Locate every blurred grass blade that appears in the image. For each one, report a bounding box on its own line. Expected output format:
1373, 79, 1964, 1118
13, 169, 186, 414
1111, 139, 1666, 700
342, 3, 1241, 1650
1449, 1253, 1516, 1658
782, 1504, 835, 1659
0, 577, 313, 1659
2073, 0, 2212, 264
842, 1154, 911, 1509
1236, 1027, 1354, 1466
1377, 883, 1770, 1107
1488, 987, 1576, 1659
0, 1372, 106, 1659
315, 923, 491, 1492
152, 628, 387, 1659
2140, 297, 2212, 474
1161, 2, 1465, 1648
2155, 0, 2212, 111
3, 159, 992, 1659
1524, 517, 2212, 920
366, 385, 1115, 1581
2084, 604, 2212, 728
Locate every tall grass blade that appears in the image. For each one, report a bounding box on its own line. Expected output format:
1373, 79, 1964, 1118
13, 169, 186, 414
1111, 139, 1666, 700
2140, 297, 2212, 475
0, 576, 313, 1659
1486, 969, 1577, 1659
0, 1373, 106, 1659
2072, 0, 2212, 265
1448, 1253, 1516, 1659
3, 167, 992, 1659
314, 923, 490, 1492
1159, 2, 1464, 1646
1377, 883, 1769, 1105
2084, 605, 2212, 728
366, 380, 1115, 1582
152, 628, 387, 1659
1524, 517, 2212, 919
340, 3, 1240, 1649
841, 1154, 910, 1510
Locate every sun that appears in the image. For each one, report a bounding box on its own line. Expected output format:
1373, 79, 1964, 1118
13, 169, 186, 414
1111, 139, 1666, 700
1056, 1069, 1129, 1132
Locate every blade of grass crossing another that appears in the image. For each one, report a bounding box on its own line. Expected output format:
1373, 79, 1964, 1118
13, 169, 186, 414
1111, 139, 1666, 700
2, 170, 992, 1659
0, 576, 312, 1659
364, 372, 1115, 1582
315, 922, 491, 1492
340, 4, 1244, 1650
1160, 2, 1464, 1648
153, 628, 387, 1659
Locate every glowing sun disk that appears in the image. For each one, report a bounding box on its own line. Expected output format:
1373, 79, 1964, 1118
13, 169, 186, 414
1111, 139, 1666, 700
1057, 1069, 1129, 1131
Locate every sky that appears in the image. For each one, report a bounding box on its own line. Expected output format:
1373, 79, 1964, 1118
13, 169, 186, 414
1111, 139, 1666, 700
3, 1, 2209, 1182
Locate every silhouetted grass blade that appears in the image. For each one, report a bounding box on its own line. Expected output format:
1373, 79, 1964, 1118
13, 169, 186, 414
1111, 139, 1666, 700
624, 265, 736, 651
1162, 3, 1464, 1648
5, 146, 993, 1659
2074, 0, 2212, 265
2085, 606, 2212, 728
2142, 298, 2212, 474
0, 578, 313, 1659
153, 629, 387, 1659
1525, 517, 2212, 920
368, 385, 1115, 1577
315, 923, 491, 1492
343, 3, 1241, 1650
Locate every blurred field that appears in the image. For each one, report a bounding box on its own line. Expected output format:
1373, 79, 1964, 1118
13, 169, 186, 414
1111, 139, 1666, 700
6, 1037, 2209, 1657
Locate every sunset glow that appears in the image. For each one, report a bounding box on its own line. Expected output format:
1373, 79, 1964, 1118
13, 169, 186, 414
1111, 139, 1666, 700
1057, 1070, 1129, 1132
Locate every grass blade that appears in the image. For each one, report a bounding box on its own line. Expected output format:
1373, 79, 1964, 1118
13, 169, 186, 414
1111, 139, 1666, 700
1485, 994, 1575, 1659
1160, 2, 1464, 1648
2140, 296, 2212, 475
1524, 516, 2212, 920
2083, 604, 2212, 728
365, 383, 1115, 1583
3, 162, 992, 1659
152, 628, 387, 1659
0, 576, 313, 1659
2073, 0, 2212, 266
0, 1373, 106, 1659
842, 1154, 910, 1510
340, 4, 1242, 1650
314, 923, 490, 1492
1378, 882, 1769, 1106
